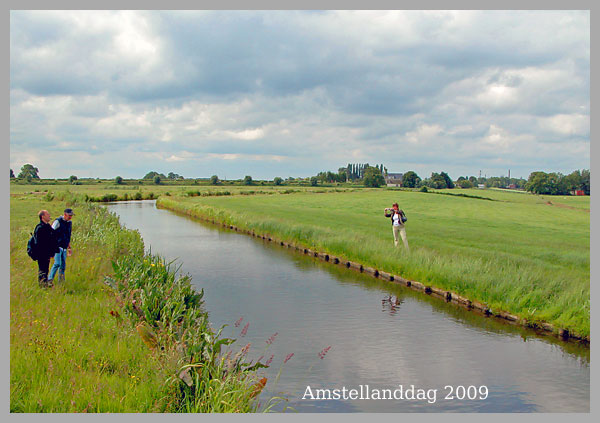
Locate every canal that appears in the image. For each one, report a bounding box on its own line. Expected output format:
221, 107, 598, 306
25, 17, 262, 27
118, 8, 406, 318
106, 200, 589, 413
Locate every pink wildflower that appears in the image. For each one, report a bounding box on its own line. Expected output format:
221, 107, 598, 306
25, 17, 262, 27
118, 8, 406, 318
234, 317, 243, 328
284, 353, 294, 363
266, 332, 278, 345
266, 354, 274, 366
241, 322, 249, 337
318, 346, 332, 359
240, 343, 251, 356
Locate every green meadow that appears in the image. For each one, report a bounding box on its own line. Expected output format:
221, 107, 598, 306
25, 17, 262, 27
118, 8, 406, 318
157, 188, 590, 338
10, 195, 272, 412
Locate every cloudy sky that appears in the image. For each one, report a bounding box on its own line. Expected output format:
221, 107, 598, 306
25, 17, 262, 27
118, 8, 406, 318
9, 10, 590, 180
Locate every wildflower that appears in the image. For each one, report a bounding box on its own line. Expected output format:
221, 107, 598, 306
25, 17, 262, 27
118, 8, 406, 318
234, 317, 243, 328
250, 377, 268, 398
240, 343, 251, 356
240, 322, 249, 337
266, 354, 274, 366
318, 346, 331, 359
266, 332, 278, 345
284, 353, 294, 363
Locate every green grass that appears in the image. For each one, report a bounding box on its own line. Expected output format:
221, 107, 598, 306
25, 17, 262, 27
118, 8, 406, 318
11, 195, 275, 412
156, 188, 590, 338
10, 197, 169, 412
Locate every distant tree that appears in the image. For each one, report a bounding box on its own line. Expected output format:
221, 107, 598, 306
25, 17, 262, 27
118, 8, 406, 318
468, 176, 478, 185
363, 166, 385, 188
458, 179, 474, 188
69, 175, 78, 184
144, 171, 166, 180
210, 175, 219, 185
401, 171, 421, 188
243, 175, 253, 185
440, 172, 454, 189
18, 164, 40, 179
526, 171, 559, 194
310, 176, 318, 186
429, 173, 447, 189
115, 176, 124, 185
273, 177, 283, 186
581, 169, 590, 195
153, 175, 161, 185
10, 169, 15, 178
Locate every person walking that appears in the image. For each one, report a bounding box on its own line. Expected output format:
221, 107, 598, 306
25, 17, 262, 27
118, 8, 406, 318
384, 203, 409, 251
34, 210, 59, 288
48, 208, 74, 283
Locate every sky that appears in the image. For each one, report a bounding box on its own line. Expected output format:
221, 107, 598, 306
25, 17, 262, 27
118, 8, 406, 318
9, 10, 590, 180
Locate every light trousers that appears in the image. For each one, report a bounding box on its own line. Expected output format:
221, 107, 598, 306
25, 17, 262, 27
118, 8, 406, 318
392, 225, 409, 250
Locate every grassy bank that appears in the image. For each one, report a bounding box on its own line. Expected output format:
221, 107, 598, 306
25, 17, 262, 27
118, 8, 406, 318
10, 196, 273, 412
156, 189, 590, 338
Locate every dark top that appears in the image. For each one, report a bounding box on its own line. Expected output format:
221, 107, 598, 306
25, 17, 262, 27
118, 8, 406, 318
52, 216, 72, 249
34, 221, 59, 260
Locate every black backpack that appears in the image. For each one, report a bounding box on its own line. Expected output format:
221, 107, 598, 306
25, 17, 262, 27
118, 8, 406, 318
399, 209, 408, 223
27, 227, 39, 261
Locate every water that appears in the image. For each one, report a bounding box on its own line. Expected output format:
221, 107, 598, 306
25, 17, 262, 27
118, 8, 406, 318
105, 200, 589, 413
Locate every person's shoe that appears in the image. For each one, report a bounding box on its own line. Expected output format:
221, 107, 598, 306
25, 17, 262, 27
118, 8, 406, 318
58, 273, 65, 283
46, 279, 54, 288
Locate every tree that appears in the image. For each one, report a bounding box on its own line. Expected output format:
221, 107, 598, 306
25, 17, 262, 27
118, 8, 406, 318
440, 172, 454, 189
429, 173, 447, 189
363, 166, 385, 188
243, 175, 253, 185
581, 169, 590, 195
525, 171, 568, 195
458, 179, 474, 188
153, 175, 161, 185
310, 176, 318, 186
10, 169, 15, 178
69, 175, 78, 184
401, 171, 421, 188
115, 176, 124, 185
273, 177, 283, 186
210, 175, 219, 185
18, 164, 40, 179
144, 171, 166, 180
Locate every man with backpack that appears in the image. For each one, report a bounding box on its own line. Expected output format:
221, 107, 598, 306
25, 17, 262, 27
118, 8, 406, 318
48, 208, 74, 284
31, 210, 59, 288
384, 203, 409, 251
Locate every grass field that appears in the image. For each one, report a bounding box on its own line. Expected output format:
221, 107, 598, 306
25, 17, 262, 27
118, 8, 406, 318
10, 197, 170, 412
10, 195, 271, 412
156, 188, 590, 338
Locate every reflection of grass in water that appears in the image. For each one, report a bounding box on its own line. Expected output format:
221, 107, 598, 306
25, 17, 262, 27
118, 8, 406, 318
157, 189, 589, 338
256, 240, 589, 361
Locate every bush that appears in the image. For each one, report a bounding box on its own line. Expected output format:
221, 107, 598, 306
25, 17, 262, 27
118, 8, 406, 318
420, 186, 428, 192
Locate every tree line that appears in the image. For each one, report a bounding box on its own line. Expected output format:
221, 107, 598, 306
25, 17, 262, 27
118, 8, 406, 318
10, 163, 591, 195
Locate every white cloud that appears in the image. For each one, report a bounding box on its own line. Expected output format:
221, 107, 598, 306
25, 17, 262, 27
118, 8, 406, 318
538, 114, 589, 136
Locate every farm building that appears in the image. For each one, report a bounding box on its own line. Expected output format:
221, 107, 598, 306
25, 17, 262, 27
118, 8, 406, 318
385, 173, 403, 187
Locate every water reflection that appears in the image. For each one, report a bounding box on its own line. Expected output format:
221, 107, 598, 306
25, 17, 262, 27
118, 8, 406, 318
105, 201, 589, 412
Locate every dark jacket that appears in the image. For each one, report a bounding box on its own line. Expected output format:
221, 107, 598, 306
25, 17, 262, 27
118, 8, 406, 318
52, 216, 72, 249
34, 221, 59, 260
384, 209, 406, 226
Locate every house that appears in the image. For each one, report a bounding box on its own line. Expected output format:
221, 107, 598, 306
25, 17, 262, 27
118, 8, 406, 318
477, 184, 485, 189
385, 173, 403, 187
571, 190, 585, 196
